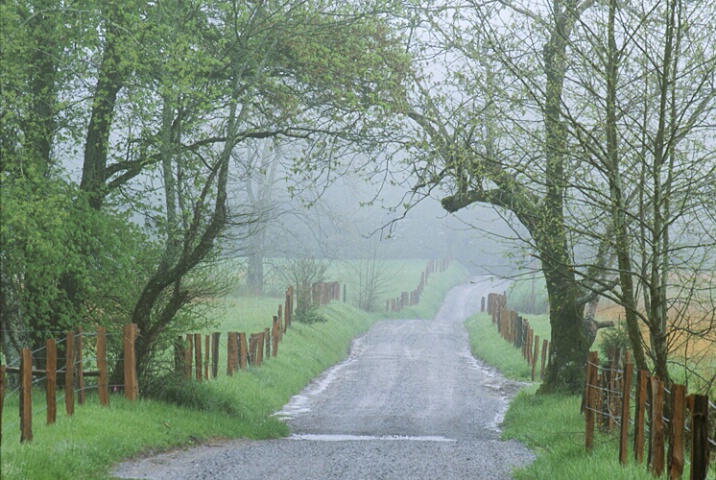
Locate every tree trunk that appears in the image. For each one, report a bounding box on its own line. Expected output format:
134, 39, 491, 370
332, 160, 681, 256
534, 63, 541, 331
80, 2, 125, 210
538, 257, 590, 393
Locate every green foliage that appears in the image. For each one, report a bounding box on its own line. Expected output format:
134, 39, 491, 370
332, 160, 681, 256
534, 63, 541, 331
144, 372, 246, 416
293, 306, 328, 324
598, 321, 631, 360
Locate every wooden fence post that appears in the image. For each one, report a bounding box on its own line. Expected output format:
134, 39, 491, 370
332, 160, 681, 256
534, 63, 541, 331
618, 354, 633, 465
239, 333, 248, 370
634, 370, 648, 463
272, 316, 279, 357
76, 327, 85, 405
194, 333, 202, 381
650, 376, 665, 477
226, 332, 237, 375
277, 305, 283, 342
20, 348, 33, 442
256, 332, 264, 366
264, 328, 271, 359
669, 384, 686, 479
0, 365, 5, 444
690, 395, 710, 480
585, 351, 599, 452
97, 327, 109, 407
124, 324, 139, 401
212, 332, 220, 379
47, 338, 57, 424
248, 334, 257, 365
65, 330, 75, 416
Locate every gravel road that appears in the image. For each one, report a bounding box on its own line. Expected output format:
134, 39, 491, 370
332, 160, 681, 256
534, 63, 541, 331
113, 277, 535, 479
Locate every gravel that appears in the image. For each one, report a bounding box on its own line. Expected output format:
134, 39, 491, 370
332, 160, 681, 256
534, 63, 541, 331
112, 277, 535, 479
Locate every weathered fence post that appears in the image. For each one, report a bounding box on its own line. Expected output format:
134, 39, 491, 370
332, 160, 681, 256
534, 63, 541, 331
239, 333, 248, 370
124, 324, 139, 401
272, 316, 280, 357
226, 332, 237, 375
277, 305, 283, 342
669, 383, 686, 479
47, 338, 57, 424
256, 332, 264, 366
585, 351, 599, 453
204, 335, 209, 381
211, 332, 220, 379
690, 395, 710, 480
97, 327, 109, 406
264, 327, 271, 359
650, 376, 665, 477
65, 330, 75, 416
20, 348, 33, 442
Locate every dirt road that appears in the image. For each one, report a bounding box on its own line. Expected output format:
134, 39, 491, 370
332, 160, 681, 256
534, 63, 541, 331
113, 277, 534, 479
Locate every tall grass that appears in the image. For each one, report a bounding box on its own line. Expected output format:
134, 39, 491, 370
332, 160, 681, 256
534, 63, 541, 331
0, 259, 467, 480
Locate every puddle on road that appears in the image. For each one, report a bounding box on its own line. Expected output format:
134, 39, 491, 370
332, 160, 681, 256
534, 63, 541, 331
274, 336, 366, 420
289, 434, 457, 442
461, 346, 529, 433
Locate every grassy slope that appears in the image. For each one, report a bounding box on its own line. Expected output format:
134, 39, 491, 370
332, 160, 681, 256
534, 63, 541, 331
465, 313, 659, 480
0, 261, 468, 480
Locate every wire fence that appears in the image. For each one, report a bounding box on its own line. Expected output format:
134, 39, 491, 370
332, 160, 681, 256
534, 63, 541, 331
483, 289, 714, 479
584, 350, 715, 479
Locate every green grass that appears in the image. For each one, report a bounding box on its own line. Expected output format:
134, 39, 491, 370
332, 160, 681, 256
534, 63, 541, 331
466, 309, 714, 479
465, 312, 550, 381
502, 388, 655, 480
0, 259, 467, 480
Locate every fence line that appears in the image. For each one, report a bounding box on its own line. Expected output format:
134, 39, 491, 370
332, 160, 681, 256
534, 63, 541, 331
0, 325, 132, 445
484, 292, 550, 381
386, 258, 452, 312
584, 350, 714, 479
0, 287, 303, 445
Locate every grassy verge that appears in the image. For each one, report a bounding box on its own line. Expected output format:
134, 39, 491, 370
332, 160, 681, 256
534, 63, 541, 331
1, 260, 467, 480
465, 312, 666, 480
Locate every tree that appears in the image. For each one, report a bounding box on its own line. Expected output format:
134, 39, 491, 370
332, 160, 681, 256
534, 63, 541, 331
383, 0, 714, 393
581, 0, 716, 388
386, 0, 605, 393
2, 0, 411, 381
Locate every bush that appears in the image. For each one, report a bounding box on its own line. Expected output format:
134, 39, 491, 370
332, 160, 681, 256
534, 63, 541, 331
293, 307, 328, 324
